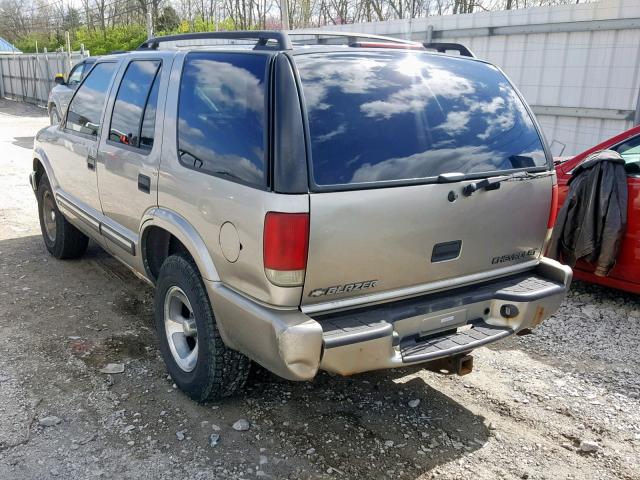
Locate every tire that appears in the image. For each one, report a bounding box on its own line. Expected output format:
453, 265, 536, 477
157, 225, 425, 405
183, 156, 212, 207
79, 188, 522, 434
154, 254, 250, 401
36, 175, 89, 259
49, 105, 61, 125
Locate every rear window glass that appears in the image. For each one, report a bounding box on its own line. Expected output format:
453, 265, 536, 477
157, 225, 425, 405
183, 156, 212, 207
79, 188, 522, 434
177, 52, 268, 187
295, 52, 547, 187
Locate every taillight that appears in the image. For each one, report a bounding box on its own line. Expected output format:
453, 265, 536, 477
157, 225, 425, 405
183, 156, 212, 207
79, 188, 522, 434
263, 212, 309, 287
547, 184, 558, 228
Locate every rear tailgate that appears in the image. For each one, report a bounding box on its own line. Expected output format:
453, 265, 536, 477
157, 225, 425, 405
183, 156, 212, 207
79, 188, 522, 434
294, 50, 553, 308
303, 176, 551, 306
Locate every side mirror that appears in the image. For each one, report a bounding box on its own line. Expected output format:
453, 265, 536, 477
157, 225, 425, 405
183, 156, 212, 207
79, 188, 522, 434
54, 74, 66, 86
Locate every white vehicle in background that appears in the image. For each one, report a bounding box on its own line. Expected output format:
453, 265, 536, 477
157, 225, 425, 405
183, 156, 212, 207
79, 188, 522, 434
47, 56, 96, 124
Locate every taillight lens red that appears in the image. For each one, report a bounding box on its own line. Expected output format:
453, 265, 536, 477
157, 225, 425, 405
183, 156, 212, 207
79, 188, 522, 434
547, 184, 558, 228
263, 212, 309, 286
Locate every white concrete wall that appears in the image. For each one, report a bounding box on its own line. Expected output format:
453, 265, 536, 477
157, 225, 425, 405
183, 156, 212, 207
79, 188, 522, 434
320, 0, 640, 156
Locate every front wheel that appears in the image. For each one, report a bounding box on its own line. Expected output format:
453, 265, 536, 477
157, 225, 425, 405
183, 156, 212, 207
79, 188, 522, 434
154, 254, 250, 401
36, 175, 89, 259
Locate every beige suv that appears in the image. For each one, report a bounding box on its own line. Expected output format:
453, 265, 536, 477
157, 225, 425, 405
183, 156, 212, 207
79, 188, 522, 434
30, 31, 571, 401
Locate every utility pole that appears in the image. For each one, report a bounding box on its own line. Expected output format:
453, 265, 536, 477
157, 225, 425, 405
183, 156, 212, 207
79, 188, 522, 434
65, 31, 71, 71
281, 0, 290, 30
147, 12, 154, 40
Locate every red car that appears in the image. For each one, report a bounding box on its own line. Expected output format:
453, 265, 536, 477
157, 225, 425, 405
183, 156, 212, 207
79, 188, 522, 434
554, 125, 640, 294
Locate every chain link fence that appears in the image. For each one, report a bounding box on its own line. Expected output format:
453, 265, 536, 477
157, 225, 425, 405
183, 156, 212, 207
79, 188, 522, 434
0, 51, 88, 107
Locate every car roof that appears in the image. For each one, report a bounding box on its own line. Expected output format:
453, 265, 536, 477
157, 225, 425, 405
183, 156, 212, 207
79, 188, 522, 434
286, 44, 484, 64
93, 44, 484, 69
131, 30, 481, 63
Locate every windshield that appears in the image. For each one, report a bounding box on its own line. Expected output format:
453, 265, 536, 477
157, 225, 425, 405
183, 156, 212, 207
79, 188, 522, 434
295, 51, 548, 188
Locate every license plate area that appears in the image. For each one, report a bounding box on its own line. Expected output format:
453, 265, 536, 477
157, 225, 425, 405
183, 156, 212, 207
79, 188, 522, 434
417, 309, 468, 338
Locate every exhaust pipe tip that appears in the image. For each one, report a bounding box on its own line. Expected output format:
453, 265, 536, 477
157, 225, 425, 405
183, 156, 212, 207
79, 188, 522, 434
516, 328, 533, 336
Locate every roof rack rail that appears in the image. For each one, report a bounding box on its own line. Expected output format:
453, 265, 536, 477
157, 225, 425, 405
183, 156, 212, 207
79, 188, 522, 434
423, 42, 475, 58
349, 41, 425, 50
137, 31, 292, 51
288, 30, 421, 47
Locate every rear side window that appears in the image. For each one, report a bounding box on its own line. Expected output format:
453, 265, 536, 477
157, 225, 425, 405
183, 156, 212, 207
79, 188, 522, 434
66, 62, 117, 137
295, 52, 547, 187
109, 60, 161, 150
177, 52, 268, 187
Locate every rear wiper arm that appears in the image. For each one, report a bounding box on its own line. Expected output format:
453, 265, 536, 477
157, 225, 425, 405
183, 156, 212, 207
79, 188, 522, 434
462, 171, 534, 197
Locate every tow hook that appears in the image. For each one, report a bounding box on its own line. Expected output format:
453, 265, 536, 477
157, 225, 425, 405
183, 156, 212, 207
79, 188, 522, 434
426, 354, 474, 376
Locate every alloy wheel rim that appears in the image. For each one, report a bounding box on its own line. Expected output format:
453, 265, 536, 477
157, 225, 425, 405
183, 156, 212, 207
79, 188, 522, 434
42, 190, 57, 242
163, 286, 198, 372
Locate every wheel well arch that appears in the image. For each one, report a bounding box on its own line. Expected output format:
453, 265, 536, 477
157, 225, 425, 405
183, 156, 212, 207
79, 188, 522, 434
141, 226, 193, 282
33, 158, 46, 189
140, 212, 219, 284
47, 101, 60, 116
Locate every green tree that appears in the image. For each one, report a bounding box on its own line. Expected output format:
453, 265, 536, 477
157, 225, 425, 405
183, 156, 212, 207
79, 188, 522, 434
156, 6, 181, 32
73, 25, 148, 55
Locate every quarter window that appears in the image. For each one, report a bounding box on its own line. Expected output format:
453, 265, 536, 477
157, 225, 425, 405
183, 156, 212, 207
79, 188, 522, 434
66, 62, 117, 137
177, 52, 268, 187
109, 60, 161, 149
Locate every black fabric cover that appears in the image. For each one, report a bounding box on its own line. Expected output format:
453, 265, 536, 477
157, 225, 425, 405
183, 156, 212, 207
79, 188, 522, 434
548, 149, 628, 277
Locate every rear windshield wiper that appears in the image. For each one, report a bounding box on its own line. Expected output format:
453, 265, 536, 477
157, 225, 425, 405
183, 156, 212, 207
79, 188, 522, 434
462, 171, 545, 197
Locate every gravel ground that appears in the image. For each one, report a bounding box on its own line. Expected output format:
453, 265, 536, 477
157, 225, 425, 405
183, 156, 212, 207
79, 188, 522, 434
0, 98, 639, 479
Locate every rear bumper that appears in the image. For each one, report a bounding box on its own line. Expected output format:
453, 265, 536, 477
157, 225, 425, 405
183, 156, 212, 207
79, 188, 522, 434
207, 257, 571, 380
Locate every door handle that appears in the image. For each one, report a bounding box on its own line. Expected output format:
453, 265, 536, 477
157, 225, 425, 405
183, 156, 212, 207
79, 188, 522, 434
87, 146, 97, 170
138, 174, 151, 194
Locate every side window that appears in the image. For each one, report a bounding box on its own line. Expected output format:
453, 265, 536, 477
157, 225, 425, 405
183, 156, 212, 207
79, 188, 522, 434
139, 72, 161, 150
109, 60, 161, 149
177, 52, 268, 187
614, 135, 640, 174
66, 62, 117, 137
67, 63, 84, 86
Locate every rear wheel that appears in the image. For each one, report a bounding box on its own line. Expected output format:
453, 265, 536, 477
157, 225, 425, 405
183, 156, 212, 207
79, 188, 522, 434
154, 254, 250, 401
36, 175, 89, 259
